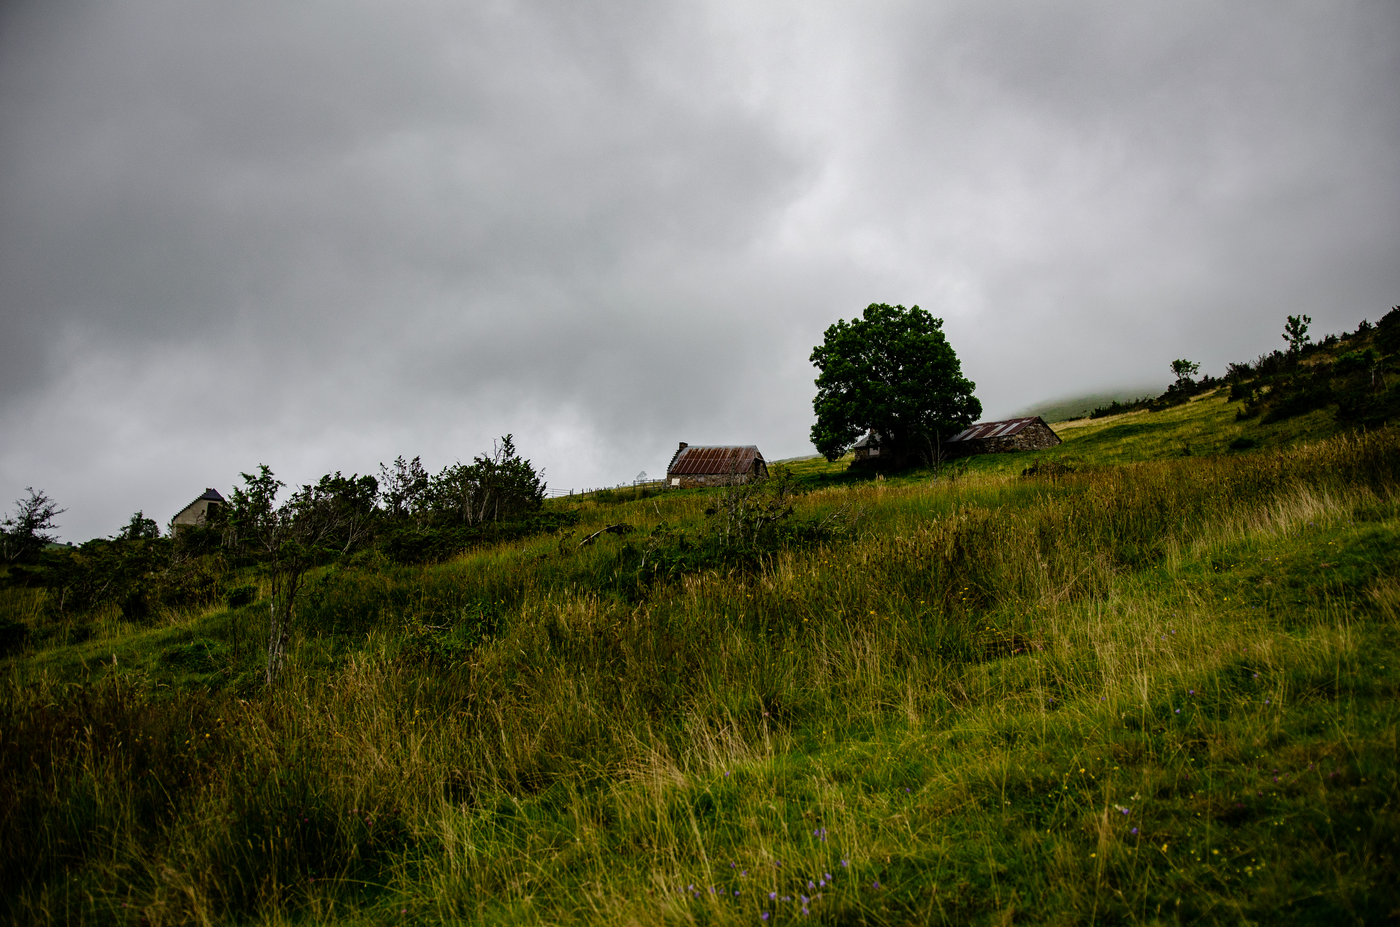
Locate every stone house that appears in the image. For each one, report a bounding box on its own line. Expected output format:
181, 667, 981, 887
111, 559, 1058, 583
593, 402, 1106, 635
666, 443, 768, 488
942, 416, 1062, 457
171, 488, 225, 530
851, 431, 886, 462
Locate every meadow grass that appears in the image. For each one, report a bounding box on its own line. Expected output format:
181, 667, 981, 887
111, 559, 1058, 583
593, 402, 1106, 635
2, 408, 1397, 925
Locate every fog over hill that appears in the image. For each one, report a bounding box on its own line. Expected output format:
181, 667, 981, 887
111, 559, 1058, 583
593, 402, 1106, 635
2, 1, 1397, 540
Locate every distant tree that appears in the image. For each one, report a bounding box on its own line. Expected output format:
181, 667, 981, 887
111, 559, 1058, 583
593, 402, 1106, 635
1, 488, 64, 564
1283, 314, 1312, 355
117, 511, 161, 541
810, 303, 981, 464
1225, 361, 1253, 381
428, 435, 546, 526
1375, 306, 1400, 357
308, 472, 379, 554
1170, 359, 1201, 386
379, 455, 430, 526
221, 466, 365, 685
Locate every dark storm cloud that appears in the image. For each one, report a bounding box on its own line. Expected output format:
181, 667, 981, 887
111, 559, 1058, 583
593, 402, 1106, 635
2, 1, 1397, 540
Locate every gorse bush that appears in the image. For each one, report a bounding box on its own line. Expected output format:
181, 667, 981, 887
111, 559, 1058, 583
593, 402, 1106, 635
2, 425, 1398, 923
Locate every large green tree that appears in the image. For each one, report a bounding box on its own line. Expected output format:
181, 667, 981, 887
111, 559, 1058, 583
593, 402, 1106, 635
810, 303, 981, 463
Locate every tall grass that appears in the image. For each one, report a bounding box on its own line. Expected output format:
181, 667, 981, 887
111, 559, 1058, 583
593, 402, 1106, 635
2, 431, 1398, 923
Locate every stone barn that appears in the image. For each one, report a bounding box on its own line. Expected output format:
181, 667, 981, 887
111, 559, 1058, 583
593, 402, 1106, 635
666, 443, 769, 488
943, 416, 1062, 458
171, 488, 225, 530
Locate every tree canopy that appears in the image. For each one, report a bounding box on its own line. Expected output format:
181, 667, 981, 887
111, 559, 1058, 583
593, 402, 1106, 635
810, 303, 981, 463
1, 488, 64, 564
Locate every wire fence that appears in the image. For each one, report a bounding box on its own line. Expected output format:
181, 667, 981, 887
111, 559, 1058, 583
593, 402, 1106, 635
544, 478, 668, 499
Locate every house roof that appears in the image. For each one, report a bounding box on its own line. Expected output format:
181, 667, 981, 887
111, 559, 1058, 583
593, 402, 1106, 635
197, 488, 225, 502
851, 431, 883, 449
946, 416, 1047, 443
667, 445, 765, 476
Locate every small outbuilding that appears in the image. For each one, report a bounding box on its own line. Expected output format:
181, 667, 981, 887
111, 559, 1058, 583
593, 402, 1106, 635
171, 488, 225, 530
666, 443, 768, 488
943, 416, 1062, 458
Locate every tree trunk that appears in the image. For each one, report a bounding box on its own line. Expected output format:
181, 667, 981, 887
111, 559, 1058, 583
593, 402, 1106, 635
265, 596, 285, 686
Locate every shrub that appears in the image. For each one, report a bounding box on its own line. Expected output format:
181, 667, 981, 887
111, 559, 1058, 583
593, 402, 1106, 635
226, 584, 257, 608
0, 618, 27, 656
1333, 349, 1376, 377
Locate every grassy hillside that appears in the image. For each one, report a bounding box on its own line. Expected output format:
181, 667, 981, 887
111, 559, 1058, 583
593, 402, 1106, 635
1013, 388, 1162, 424
3, 394, 1399, 925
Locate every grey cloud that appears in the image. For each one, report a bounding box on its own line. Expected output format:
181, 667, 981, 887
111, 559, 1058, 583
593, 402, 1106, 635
1, 1, 1397, 540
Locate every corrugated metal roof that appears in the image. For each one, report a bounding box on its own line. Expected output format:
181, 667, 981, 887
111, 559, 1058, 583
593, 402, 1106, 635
667, 445, 765, 476
946, 416, 1043, 443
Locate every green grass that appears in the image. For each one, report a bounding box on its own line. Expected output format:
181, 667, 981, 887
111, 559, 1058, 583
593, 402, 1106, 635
3, 396, 1398, 925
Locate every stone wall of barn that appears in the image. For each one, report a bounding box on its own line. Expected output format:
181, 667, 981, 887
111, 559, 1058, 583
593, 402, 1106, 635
668, 462, 768, 489
943, 421, 1061, 458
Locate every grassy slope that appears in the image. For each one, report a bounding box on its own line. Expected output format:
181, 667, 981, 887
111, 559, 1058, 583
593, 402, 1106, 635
1014, 388, 1163, 425
3, 397, 1398, 925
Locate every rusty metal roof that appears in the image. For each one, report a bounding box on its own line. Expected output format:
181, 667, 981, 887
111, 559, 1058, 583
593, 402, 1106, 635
667, 445, 766, 476
946, 416, 1045, 443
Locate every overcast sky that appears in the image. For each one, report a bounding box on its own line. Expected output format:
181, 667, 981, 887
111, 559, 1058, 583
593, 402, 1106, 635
2, 1, 1397, 541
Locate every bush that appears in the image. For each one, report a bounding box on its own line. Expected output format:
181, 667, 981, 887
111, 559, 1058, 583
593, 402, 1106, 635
1375, 305, 1400, 357
0, 618, 27, 656
1333, 349, 1376, 377
1260, 381, 1333, 423
226, 585, 256, 608
1335, 382, 1400, 427
1021, 458, 1076, 477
